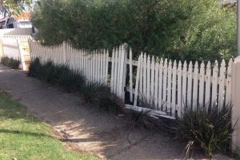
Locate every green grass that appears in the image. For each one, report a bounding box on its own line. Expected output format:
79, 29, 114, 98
0, 90, 99, 160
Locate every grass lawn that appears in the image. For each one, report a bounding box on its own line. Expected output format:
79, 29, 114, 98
0, 90, 99, 160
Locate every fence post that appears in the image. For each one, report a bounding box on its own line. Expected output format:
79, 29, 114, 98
118, 43, 127, 100
18, 39, 27, 70
232, 56, 240, 152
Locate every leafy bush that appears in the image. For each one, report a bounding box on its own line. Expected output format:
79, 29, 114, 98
1, 56, 20, 69
173, 104, 234, 158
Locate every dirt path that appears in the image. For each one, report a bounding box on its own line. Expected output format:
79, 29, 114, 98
0, 64, 231, 160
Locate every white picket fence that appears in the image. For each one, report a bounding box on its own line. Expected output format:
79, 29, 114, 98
29, 40, 232, 119
133, 54, 232, 118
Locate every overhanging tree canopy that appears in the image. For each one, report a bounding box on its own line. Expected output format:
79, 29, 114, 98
31, 0, 237, 62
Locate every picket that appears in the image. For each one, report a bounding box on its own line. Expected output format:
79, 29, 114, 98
199, 62, 205, 105
154, 58, 159, 109
226, 59, 232, 104
218, 60, 226, 110
158, 59, 163, 110
177, 61, 182, 116
212, 61, 218, 107
172, 61, 177, 115
187, 62, 193, 107
193, 62, 198, 110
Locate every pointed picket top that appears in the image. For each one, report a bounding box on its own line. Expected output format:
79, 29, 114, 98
178, 61, 182, 70
173, 60, 177, 67
227, 58, 233, 75
214, 60, 219, 67
159, 58, 163, 65
194, 61, 199, 68
188, 61, 193, 71
183, 60, 187, 68
143, 53, 146, 58
168, 60, 172, 66
143, 53, 147, 64
151, 56, 155, 63
147, 55, 151, 62
220, 59, 226, 68
156, 57, 159, 64
138, 52, 143, 61
164, 58, 168, 67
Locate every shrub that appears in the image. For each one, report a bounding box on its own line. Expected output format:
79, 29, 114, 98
32, 0, 236, 62
173, 104, 234, 158
54, 66, 86, 92
1, 56, 20, 69
81, 81, 107, 103
28, 59, 86, 92
81, 81, 124, 114
96, 91, 124, 115
37, 61, 56, 83
28, 58, 42, 77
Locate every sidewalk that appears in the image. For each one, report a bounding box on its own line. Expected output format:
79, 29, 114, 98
0, 64, 230, 160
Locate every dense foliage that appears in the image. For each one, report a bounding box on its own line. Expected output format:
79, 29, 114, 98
32, 0, 237, 62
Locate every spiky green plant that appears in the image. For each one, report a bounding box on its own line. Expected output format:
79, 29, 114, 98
37, 61, 56, 83
173, 104, 234, 158
81, 81, 107, 103
126, 109, 157, 130
54, 67, 86, 92
97, 91, 124, 114
1, 56, 20, 69
28, 58, 42, 77
125, 96, 172, 131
